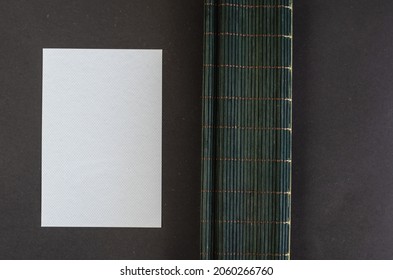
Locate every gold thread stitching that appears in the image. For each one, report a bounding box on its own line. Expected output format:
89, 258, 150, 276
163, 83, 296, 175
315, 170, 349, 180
201, 190, 291, 195
204, 3, 291, 9
204, 64, 291, 69
202, 157, 291, 163
201, 220, 291, 225
205, 32, 292, 38
200, 252, 290, 257
202, 96, 292, 101
202, 125, 291, 131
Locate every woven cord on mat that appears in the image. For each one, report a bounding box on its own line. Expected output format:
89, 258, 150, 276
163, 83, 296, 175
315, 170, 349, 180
200, 0, 293, 260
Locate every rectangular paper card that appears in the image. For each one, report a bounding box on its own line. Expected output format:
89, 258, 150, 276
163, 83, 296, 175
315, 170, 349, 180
41, 49, 162, 228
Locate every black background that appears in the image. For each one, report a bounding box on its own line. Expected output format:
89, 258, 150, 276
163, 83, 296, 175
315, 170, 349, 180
1, 0, 393, 260
0, 0, 202, 259
292, 0, 393, 259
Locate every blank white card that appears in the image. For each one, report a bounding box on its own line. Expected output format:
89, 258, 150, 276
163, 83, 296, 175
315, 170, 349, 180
42, 49, 162, 227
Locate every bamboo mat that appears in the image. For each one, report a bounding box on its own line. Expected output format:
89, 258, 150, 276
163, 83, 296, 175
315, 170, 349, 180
200, 0, 292, 260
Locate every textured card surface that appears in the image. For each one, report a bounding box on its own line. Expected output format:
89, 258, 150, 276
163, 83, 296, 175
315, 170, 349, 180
42, 49, 162, 228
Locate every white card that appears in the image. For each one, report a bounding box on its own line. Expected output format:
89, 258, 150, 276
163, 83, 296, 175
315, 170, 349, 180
41, 49, 162, 228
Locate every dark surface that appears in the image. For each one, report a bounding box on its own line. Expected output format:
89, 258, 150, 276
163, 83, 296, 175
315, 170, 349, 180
2, 0, 393, 261
292, 0, 393, 259
0, 0, 202, 259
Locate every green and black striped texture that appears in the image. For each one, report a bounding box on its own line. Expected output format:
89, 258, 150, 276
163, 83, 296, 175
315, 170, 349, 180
201, 0, 292, 260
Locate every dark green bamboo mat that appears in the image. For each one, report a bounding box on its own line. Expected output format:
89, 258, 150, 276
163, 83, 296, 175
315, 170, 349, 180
200, 0, 292, 260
